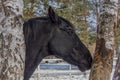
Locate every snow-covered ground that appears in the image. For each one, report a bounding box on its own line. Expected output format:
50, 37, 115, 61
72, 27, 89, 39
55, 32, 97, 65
31, 73, 89, 80
39, 75, 89, 80
30, 58, 117, 80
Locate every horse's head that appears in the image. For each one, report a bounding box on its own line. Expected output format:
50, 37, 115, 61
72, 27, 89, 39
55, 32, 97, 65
48, 6, 92, 72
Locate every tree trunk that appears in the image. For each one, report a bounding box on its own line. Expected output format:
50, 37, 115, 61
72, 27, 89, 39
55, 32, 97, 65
89, 0, 118, 80
0, 0, 25, 80
112, 0, 120, 79
30, 0, 35, 17
113, 45, 120, 80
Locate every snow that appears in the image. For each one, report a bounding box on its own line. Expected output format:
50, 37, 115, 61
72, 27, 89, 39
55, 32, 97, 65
30, 58, 117, 80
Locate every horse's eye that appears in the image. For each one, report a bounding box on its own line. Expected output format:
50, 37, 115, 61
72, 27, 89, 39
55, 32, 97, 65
66, 26, 72, 30
60, 25, 73, 35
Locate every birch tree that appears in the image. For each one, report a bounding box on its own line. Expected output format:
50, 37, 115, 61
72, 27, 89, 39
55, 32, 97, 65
113, 45, 120, 80
0, 0, 25, 80
113, 0, 120, 79
89, 0, 118, 80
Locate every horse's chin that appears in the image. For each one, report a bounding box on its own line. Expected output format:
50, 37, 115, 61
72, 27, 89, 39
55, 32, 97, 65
79, 67, 87, 72
78, 65, 91, 72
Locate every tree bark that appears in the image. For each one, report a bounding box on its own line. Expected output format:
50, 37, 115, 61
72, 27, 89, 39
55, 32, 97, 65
30, 0, 35, 17
0, 0, 25, 80
89, 0, 118, 80
113, 45, 120, 80
112, 0, 120, 79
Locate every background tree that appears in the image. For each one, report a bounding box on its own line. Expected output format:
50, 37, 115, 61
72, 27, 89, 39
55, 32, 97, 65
113, 44, 120, 80
23, 0, 35, 19
0, 0, 25, 80
113, 0, 120, 79
89, 0, 118, 80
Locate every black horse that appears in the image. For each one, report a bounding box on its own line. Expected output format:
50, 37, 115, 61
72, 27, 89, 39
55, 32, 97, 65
23, 6, 92, 80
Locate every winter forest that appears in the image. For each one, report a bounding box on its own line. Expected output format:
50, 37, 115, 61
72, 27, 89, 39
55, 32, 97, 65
0, 0, 120, 80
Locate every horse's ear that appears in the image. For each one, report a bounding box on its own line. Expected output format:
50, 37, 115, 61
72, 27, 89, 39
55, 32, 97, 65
48, 6, 59, 23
